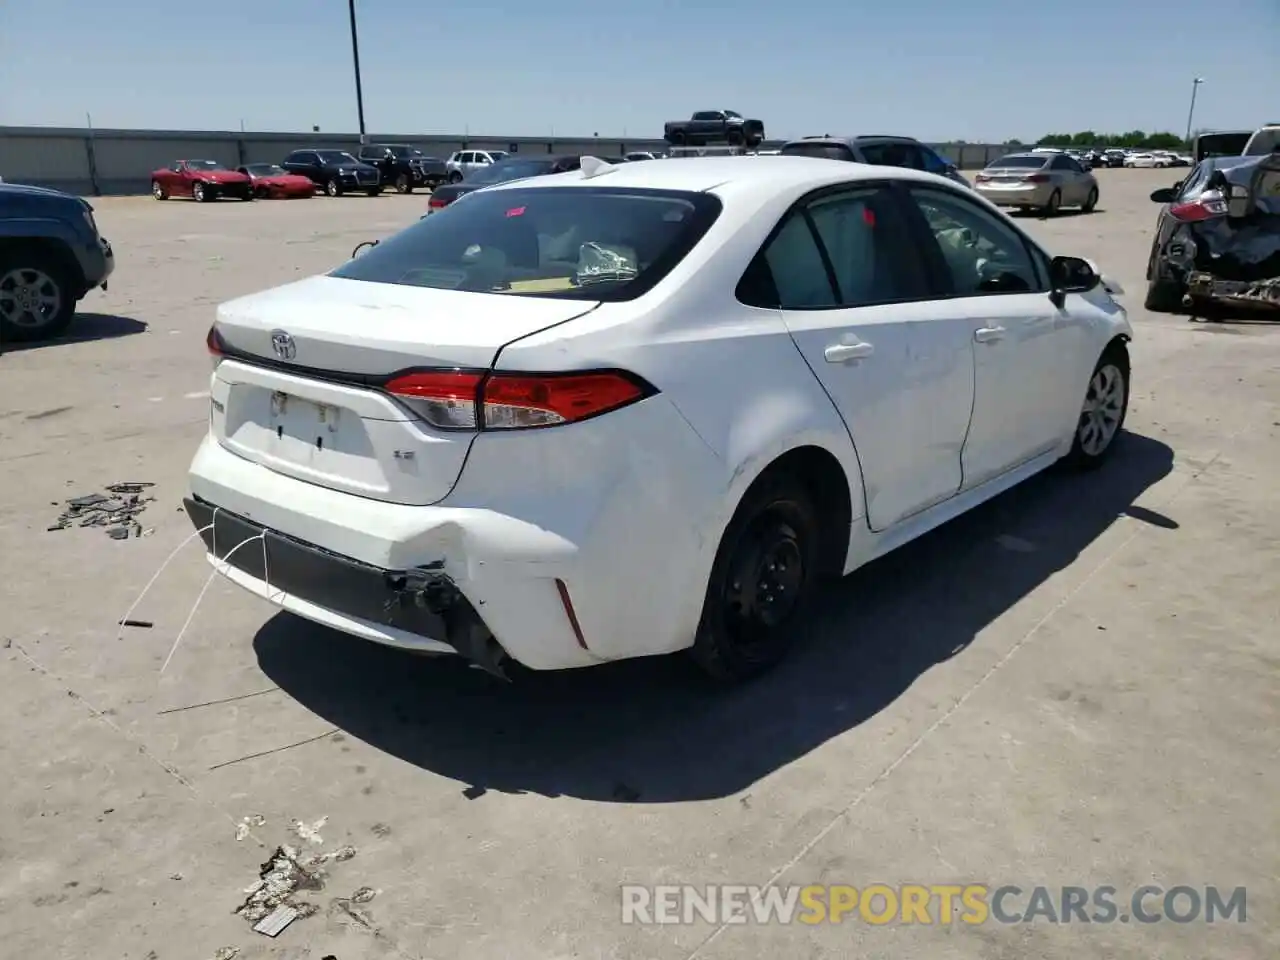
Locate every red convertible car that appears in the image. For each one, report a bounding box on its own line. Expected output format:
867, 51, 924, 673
237, 163, 316, 199
151, 160, 253, 202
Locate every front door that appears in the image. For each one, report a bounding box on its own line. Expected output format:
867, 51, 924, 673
764, 184, 975, 531
900, 184, 1086, 488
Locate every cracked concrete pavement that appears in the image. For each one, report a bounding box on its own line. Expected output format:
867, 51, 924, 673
0, 170, 1275, 959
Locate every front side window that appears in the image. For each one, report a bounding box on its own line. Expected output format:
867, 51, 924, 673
331, 186, 721, 302
919, 147, 950, 174
860, 142, 918, 169
906, 186, 1047, 295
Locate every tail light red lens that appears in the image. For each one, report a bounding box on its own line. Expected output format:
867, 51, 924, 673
206, 324, 226, 369
1169, 196, 1228, 222
974, 173, 991, 183
383, 369, 653, 431
428, 196, 448, 208
1024, 173, 1050, 183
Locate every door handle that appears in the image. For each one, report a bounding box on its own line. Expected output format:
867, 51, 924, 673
824, 341, 874, 363
974, 326, 1006, 343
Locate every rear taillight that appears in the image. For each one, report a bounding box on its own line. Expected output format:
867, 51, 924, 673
428, 196, 448, 208
974, 173, 991, 183
1169, 195, 1228, 222
1024, 173, 1050, 183
383, 369, 653, 431
207, 324, 226, 370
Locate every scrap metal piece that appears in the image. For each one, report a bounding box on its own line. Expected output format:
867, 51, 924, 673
253, 904, 299, 937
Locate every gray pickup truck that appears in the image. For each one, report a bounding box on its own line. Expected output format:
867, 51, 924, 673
0, 182, 114, 343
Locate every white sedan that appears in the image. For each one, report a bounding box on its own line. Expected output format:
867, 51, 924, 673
1125, 153, 1164, 168
189, 156, 1132, 682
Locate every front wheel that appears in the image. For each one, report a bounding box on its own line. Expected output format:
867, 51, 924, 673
192, 181, 209, 202
0, 254, 77, 343
1064, 346, 1129, 470
690, 473, 821, 683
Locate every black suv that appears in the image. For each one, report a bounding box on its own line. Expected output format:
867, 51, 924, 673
778, 135, 971, 188
356, 144, 448, 193
281, 149, 383, 197
0, 182, 114, 343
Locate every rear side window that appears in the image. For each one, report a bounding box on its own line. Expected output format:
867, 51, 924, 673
780, 142, 857, 162
859, 142, 919, 169
738, 186, 929, 309
331, 186, 722, 302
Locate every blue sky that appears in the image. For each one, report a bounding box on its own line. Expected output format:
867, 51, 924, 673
2, 0, 1277, 141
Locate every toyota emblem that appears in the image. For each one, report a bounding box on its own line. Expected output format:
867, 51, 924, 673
270, 330, 296, 361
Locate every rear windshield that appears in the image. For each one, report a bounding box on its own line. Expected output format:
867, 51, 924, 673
1195, 132, 1251, 161
987, 155, 1048, 169
780, 142, 856, 162
331, 186, 722, 302
471, 161, 555, 184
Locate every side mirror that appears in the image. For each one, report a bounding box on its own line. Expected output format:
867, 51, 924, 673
351, 240, 379, 259
1149, 187, 1178, 203
1049, 255, 1099, 295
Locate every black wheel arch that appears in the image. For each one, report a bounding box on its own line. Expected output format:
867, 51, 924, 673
0, 236, 86, 296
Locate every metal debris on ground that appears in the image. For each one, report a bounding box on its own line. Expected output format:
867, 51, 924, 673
253, 904, 299, 937
211, 949, 240, 960
291, 815, 328, 845
235, 839, 357, 929
46, 482, 157, 538
235, 814, 267, 841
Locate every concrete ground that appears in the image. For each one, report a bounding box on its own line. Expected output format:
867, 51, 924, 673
0, 169, 1275, 960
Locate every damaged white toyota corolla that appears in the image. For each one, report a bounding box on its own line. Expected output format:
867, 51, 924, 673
188, 155, 1133, 682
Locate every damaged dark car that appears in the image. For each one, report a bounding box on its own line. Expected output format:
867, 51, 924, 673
1144, 152, 1280, 316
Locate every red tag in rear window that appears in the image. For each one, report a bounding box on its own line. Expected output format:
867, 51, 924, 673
862, 207, 876, 226
506, 206, 526, 217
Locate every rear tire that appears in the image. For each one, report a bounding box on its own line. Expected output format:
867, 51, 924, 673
1082, 186, 1099, 212
326, 178, 343, 197
690, 473, 821, 683
448, 171, 463, 184
395, 173, 412, 194
1063, 343, 1129, 470
152, 180, 168, 200
0, 252, 77, 343
366, 187, 381, 197
1042, 189, 1061, 216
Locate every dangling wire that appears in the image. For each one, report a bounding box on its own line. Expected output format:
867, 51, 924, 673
115, 523, 214, 642
160, 531, 266, 675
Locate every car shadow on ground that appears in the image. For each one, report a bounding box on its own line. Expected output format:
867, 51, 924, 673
1, 313, 147, 352
254, 431, 1175, 804
1008, 208, 1102, 220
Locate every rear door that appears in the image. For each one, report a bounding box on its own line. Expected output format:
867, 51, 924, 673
758, 182, 975, 531
210, 275, 599, 506
900, 184, 1084, 487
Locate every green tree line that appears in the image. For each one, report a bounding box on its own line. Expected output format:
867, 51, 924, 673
1009, 131, 1187, 150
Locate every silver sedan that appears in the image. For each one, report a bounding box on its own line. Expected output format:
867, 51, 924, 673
974, 152, 1100, 215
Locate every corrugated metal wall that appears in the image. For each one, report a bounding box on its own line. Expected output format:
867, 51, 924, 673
0, 126, 1017, 195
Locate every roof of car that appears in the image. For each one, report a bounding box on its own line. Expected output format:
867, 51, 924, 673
480, 155, 950, 196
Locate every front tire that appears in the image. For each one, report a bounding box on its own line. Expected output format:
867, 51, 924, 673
1064, 345, 1129, 470
1144, 277, 1184, 313
0, 253, 77, 343
192, 181, 209, 202
690, 473, 821, 683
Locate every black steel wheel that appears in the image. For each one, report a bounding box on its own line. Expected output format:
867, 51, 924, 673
691, 473, 820, 683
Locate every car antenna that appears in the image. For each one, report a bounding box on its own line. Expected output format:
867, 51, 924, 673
579, 156, 618, 179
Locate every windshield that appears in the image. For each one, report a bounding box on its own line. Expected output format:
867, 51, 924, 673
987, 155, 1048, 169
470, 161, 554, 185
1195, 132, 1251, 161
317, 150, 359, 164
780, 142, 856, 162
186, 160, 229, 171
330, 186, 722, 301
246, 164, 286, 176
488, 151, 509, 161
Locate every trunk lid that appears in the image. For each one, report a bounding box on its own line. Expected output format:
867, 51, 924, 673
212, 275, 598, 505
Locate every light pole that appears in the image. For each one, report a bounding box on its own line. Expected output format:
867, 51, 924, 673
1184, 77, 1205, 148
348, 0, 368, 143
